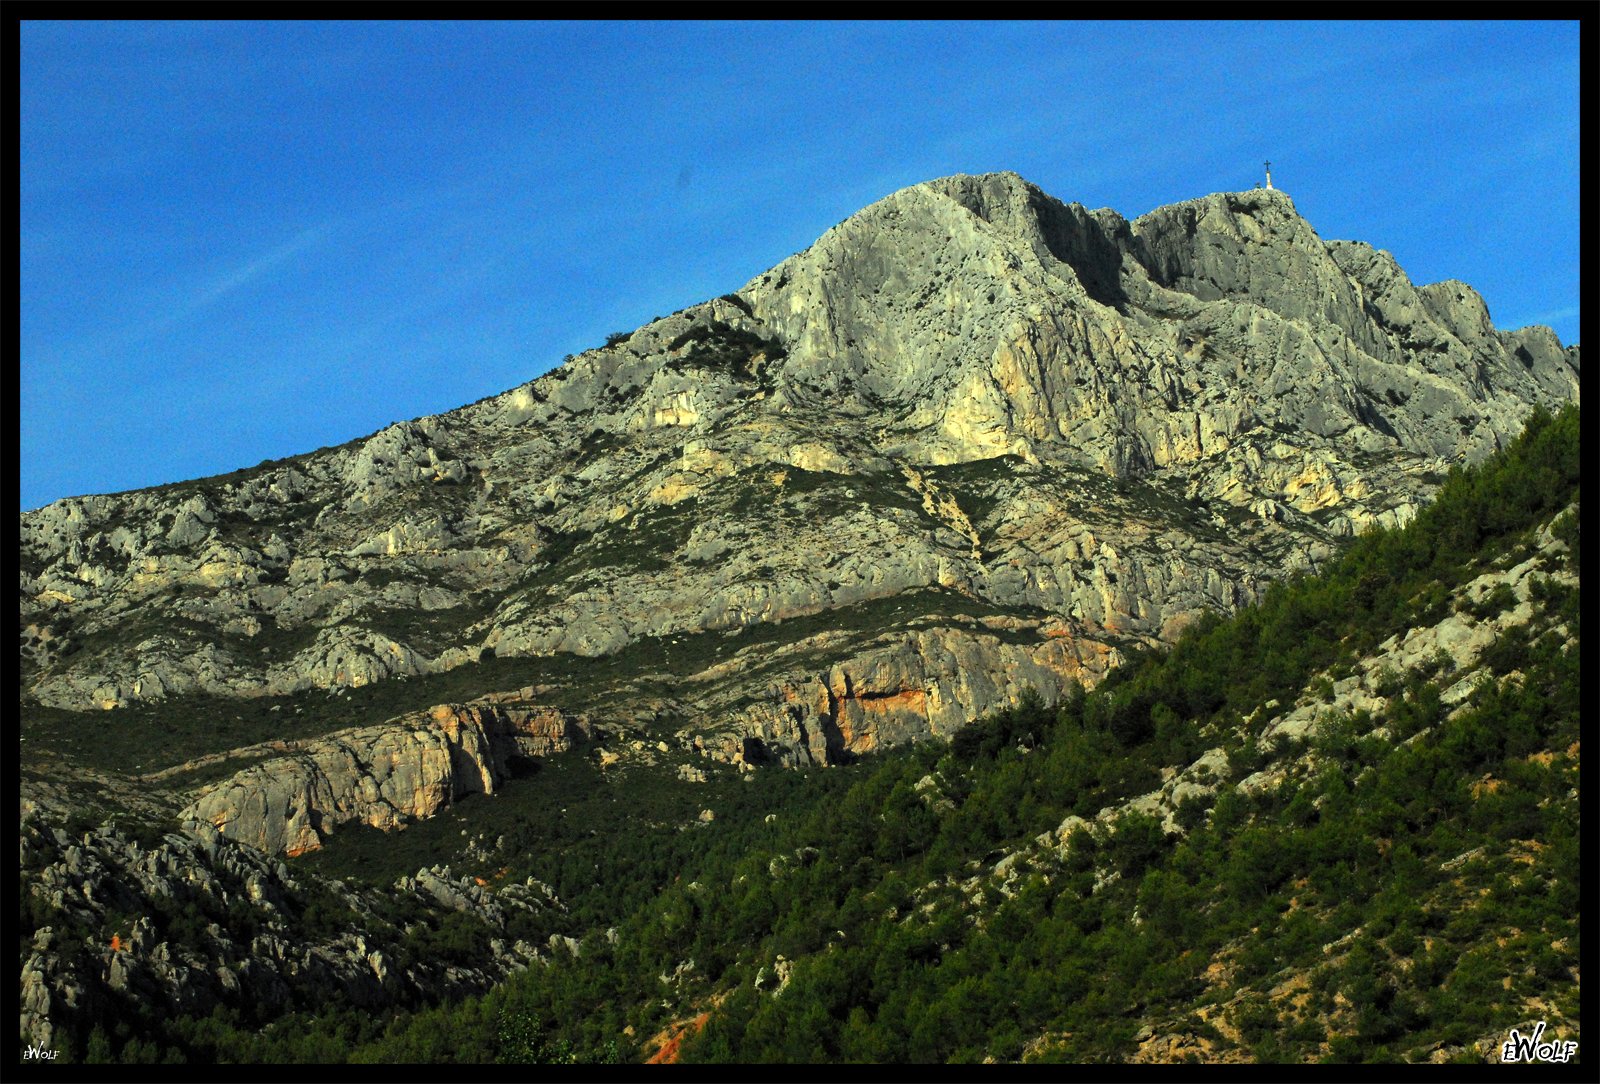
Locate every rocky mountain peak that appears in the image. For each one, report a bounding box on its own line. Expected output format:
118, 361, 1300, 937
735, 171, 1134, 414
20, 172, 1580, 816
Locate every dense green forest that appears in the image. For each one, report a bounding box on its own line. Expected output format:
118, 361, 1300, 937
33, 406, 1580, 1064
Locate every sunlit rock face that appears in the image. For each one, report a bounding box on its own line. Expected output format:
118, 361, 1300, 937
20, 171, 1579, 769
182, 701, 584, 855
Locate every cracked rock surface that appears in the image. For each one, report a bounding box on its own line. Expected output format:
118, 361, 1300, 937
20, 172, 1578, 782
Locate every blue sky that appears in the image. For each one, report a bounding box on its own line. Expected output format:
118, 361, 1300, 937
19, 20, 1583, 512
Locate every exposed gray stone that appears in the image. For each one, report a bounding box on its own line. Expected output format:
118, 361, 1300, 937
15, 800, 563, 1051
19, 172, 1577, 771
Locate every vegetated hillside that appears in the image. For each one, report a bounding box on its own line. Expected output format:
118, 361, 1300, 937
20, 173, 1578, 846
326, 404, 1587, 1065
558, 406, 1583, 1066
22, 406, 1575, 1064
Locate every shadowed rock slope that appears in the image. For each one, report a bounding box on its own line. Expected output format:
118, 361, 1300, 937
20, 173, 1578, 852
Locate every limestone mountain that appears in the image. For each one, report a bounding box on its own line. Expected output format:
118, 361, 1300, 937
19, 172, 1578, 850
19, 404, 1581, 1065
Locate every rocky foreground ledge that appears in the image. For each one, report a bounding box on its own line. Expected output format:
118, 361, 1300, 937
19, 795, 567, 1054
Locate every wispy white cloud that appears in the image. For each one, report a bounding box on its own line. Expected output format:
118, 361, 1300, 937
176, 224, 332, 318
78, 221, 341, 356
21, 218, 343, 385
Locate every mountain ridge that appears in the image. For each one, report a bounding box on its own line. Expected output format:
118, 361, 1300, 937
22, 172, 1577, 513
19, 172, 1579, 843
19, 404, 1580, 1064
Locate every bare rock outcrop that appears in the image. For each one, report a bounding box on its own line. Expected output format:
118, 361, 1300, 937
20, 171, 1579, 772
182, 702, 586, 855
18, 802, 560, 1052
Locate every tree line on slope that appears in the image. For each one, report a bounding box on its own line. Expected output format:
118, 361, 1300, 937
47, 405, 1579, 1064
